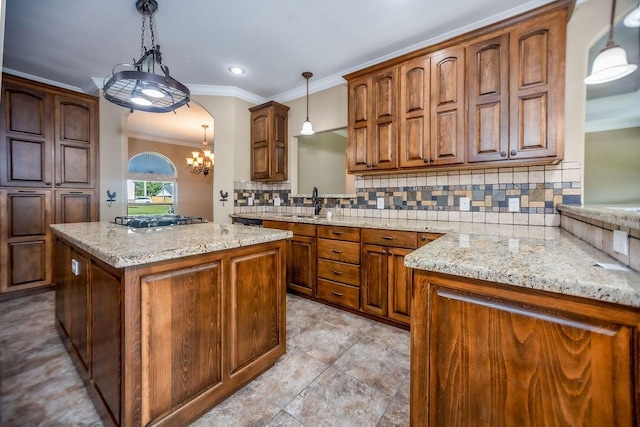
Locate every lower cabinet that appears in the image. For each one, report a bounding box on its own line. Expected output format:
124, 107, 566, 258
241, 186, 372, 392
411, 270, 640, 425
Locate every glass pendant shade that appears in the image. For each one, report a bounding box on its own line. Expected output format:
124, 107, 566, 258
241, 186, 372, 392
585, 44, 638, 84
186, 124, 214, 176
301, 119, 314, 135
624, 5, 640, 27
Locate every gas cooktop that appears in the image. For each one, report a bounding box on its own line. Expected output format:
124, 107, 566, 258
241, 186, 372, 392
114, 215, 205, 228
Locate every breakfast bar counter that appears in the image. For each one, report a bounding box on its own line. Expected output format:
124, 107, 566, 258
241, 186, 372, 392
50, 222, 291, 427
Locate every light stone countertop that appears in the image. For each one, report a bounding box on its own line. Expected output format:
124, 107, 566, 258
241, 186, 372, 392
50, 222, 292, 269
557, 204, 640, 230
234, 212, 640, 308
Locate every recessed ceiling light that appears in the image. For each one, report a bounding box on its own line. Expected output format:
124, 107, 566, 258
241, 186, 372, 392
228, 66, 246, 75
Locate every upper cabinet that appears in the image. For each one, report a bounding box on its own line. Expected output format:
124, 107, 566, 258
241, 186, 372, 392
345, 0, 570, 174
249, 101, 290, 182
348, 66, 398, 172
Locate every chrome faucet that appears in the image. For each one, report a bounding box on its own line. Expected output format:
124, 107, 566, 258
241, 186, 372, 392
312, 186, 323, 216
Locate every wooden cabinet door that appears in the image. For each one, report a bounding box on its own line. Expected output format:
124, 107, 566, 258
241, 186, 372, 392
361, 244, 388, 317
348, 75, 372, 172
69, 248, 89, 367
509, 10, 565, 160
55, 190, 97, 223
54, 238, 70, 335
386, 247, 412, 325
54, 95, 97, 188
430, 47, 465, 166
289, 235, 316, 296
91, 263, 122, 425
250, 110, 271, 180
272, 105, 288, 180
399, 56, 431, 168
467, 34, 510, 163
0, 189, 52, 293
0, 80, 53, 187
371, 67, 398, 171
412, 272, 639, 426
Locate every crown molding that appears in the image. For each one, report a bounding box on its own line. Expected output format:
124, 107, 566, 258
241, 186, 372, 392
127, 131, 201, 147
186, 84, 266, 104
3, 68, 85, 93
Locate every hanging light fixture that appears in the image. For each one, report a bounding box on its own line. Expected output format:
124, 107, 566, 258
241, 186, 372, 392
300, 72, 315, 135
102, 0, 190, 113
186, 124, 214, 176
585, 0, 638, 85
624, 3, 640, 27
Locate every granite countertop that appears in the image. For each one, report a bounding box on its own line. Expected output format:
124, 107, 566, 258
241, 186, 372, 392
234, 212, 640, 308
50, 222, 292, 268
557, 203, 640, 230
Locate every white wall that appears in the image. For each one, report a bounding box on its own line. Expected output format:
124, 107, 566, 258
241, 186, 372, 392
98, 98, 128, 221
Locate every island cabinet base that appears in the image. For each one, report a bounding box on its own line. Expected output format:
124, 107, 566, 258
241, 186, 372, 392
54, 238, 287, 427
410, 271, 640, 426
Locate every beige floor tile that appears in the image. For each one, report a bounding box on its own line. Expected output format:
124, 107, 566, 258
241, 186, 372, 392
377, 398, 409, 427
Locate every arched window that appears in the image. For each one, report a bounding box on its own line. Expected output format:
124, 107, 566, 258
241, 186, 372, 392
127, 152, 177, 215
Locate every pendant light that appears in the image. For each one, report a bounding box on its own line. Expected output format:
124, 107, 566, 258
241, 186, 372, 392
624, 3, 640, 27
585, 0, 638, 85
186, 125, 214, 176
102, 0, 190, 113
300, 72, 315, 135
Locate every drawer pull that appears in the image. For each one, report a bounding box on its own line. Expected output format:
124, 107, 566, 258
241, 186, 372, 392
331, 270, 343, 275
331, 249, 343, 254
331, 291, 344, 297
18, 190, 36, 193
381, 236, 395, 240
332, 231, 344, 235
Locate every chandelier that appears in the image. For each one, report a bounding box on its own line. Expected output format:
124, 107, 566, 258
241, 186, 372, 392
102, 0, 190, 113
186, 125, 214, 176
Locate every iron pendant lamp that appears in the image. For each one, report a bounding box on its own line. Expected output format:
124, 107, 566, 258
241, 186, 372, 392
585, 0, 638, 85
102, 0, 190, 113
186, 124, 214, 176
300, 72, 315, 135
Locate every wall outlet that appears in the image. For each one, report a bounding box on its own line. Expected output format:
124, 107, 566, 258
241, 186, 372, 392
274, 197, 281, 207
613, 230, 629, 256
508, 198, 520, 212
460, 197, 470, 211
377, 197, 385, 209
247, 197, 254, 206
71, 259, 80, 276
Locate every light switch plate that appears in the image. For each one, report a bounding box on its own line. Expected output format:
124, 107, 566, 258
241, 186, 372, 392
377, 197, 384, 209
460, 197, 470, 211
508, 198, 520, 212
613, 230, 629, 256
71, 259, 80, 276
247, 197, 254, 206
274, 197, 281, 207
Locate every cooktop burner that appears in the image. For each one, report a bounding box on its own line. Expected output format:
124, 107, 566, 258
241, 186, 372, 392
114, 215, 205, 228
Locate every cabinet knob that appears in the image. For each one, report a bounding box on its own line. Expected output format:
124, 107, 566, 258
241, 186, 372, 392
381, 250, 387, 255
510, 150, 517, 156
500, 151, 507, 157
45, 181, 52, 186
388, 250, 393, 255
55, 182, 62, 186
420, 235, 426, 241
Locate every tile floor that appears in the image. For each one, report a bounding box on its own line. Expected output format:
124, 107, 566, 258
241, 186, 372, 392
0, 291, 410, 426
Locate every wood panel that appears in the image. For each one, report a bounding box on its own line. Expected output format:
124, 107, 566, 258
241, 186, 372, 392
273, 108, 288, 178
54, 238, 70, 335
317, 225, 361, 242
55, 190, 97, 223
348, 76, 372, 172
228, 248, 283, 375
411, 271, 640, 426
362, 228, 417, 249
317, 238, 360, 264
316, 279, 360, 310
361, 244, 388, 317
91, 262, 122, 425
250, 113, 270, 180
249, 101, 289, 182
387, 247, 412, 325
69, 248, 89, 367
467, 34, 510, 163
430, 47, 465, 166
0, 79, 53, 187
399, 56, 430, 168
317, 258, 360, 287
371, 67, 398, 170
289, 236, 316, 296
141, 261, 222, 425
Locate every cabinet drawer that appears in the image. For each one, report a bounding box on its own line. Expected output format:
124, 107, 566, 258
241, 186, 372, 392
418, 232, 443, 247
316, 279, 360, 310
317, 239, 360, 264
362, 228, 417, 249
262, 220, 288, 230
317, 259, 360, 287
317, 225, 360, 242
290, 223, 317, 237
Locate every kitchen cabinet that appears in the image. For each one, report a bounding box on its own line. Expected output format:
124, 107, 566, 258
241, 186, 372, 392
249, 101, 289, 182
0, 74, 99, 299
411, 270, 640, 426
468, 8, 566, 163
68, 248, 89, 368
263, 220, 316, 296
344, 1, 569, 174
348, 66, 399, 172
316, 225, 361, 310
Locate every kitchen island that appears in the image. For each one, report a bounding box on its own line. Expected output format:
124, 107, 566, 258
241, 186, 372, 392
50, 221, 292, 427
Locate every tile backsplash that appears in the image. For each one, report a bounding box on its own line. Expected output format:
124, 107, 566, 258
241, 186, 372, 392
234, 162, 582, 226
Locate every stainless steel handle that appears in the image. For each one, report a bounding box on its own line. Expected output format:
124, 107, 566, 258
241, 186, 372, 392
331, 291, 343, 297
